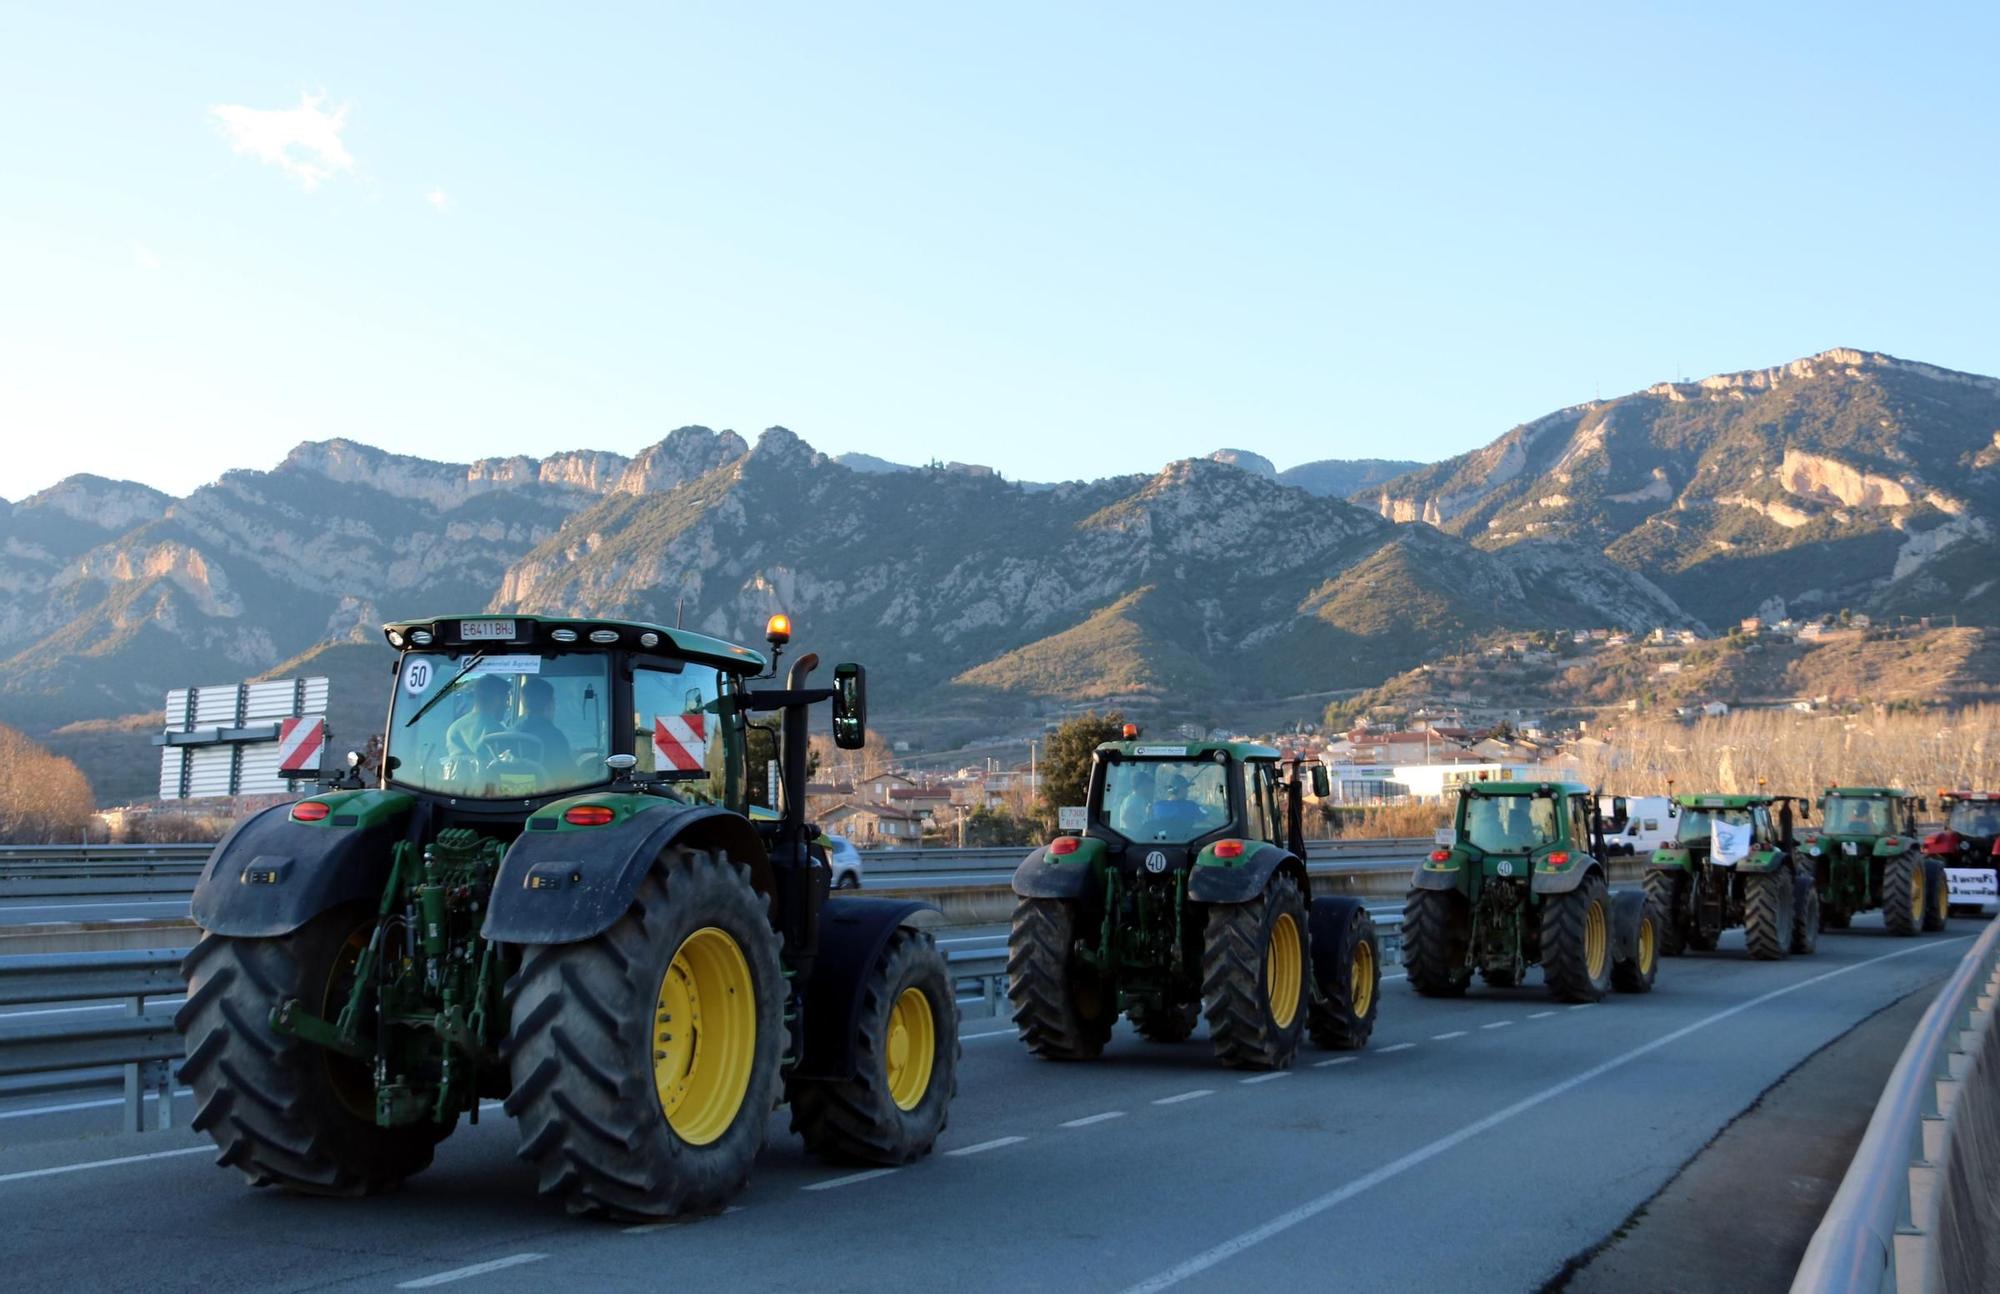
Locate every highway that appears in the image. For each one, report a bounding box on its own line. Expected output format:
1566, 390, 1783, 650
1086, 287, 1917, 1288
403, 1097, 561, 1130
0, 913, 1969, 1293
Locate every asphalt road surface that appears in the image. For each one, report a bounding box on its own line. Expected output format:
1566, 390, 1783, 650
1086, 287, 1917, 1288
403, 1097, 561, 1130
0, 914, 1973, 1293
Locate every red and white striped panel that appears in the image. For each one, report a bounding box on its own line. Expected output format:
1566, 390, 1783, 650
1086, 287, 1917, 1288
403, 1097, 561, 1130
276, 715, 325, 771
653, 714, 709, 773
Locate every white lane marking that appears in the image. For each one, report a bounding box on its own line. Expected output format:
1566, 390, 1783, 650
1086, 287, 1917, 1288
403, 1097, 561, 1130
624, 1206, 741, 1232
1152, 1089, 1214, 1106
1122, 936, 1970, 1293
396, 1254, 547, 1288
947, 1136, 1026, 1157
1431, 1031, 1467, 1041
0, 1000, 185, 1020
1240, 1072, 1291, 1085
1060, 1111, 1126, 1128
0, 1088, 194, 1120
961, 1027, 1018, 1042
1382, 973, 1407, 982
803, 1167, 898, 1191
0, 1145, 209, 1184
1376, 1043, 1416, 1054
1481, 1021, 1514, 1031
1569, 1003, 1597, 1011
1528, 1011, 1558, 1019
1313, 1056, 1357, 1068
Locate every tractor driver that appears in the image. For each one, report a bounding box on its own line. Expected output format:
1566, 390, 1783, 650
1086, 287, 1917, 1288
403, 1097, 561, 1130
445, 675, 513, 766
511, 677, 574, 769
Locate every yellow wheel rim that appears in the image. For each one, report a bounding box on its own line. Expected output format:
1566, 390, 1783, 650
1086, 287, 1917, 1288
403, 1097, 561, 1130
1267, 912, 1303, 1028
1911, 864, 1925, 920
1584, 901, 1608, 979
885, 987, 936, 1112
1350, 936, 1375, 1020
654, 927, 756, 1146
1638, 913, 1656, 974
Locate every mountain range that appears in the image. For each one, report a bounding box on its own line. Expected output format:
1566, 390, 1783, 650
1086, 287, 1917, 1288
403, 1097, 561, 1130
4, 346, 1995, 803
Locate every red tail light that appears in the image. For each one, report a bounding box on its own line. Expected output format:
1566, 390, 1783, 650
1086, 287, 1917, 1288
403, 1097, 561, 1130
291, 801, 330, 822
1544, 851, 1571, 867
1214, 839, 1246, 859
1429, 849, 1452, 862
564, 805, 616, 827
1048, 836, 1082, 856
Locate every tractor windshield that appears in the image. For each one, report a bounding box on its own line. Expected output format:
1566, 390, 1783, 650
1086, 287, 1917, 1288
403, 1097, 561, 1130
1822, 797, 1893, 835
1948, 802, 2000, 837
1461, 793, 1559, 854
1102, 759, 1230, 843
388, 651, 613, 799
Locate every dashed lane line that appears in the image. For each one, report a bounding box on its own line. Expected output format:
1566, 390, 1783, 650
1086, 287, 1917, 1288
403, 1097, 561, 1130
1528, 1010, 1558, 1019
947, 1136, 1026, 1158
1569, 1003, 1597, 1011
1121, 935, 1971, 1293
396, 1254, 547, 1288
1481, 1021, 1514, 1030
1060, 1111, 1126, 1128
0, 1146, 209, 1184
1313, 1057, 1357, 1069
802, 1168, 899, 1192
1152, 1089, 1214, 1106
1430, 1031, 1466, 1041
1240, 1072, 1291, 1085
1376, 1043, 1416, 1054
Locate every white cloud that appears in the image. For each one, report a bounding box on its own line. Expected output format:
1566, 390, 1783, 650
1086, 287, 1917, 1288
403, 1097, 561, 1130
209, 93, 355, 190
425, 186, 449, 212
132, 243, 162, 271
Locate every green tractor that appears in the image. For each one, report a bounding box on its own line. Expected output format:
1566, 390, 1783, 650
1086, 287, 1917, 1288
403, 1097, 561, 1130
1802, 787, 1949, 936
1642, 794, 1820, 959
176, 613, 957, 1219
1007, 736, 1380, 1070
1404, 781, 1659, 1002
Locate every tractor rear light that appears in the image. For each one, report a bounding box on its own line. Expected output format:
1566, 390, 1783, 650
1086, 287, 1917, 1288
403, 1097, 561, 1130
1429, 849, 1452, 862
1048, 836, 1081, 856
1883, 837, 1899, 849
563, 805, 616, 827
291, 801, 330, 822
550, 628, 578, 643
1544, 851, 1571, 867
1214, 839, 1246, 859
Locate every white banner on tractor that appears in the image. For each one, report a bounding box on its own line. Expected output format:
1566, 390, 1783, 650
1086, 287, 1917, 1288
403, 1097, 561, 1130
652, 713, 709, 772
1711, 818, 1753, 865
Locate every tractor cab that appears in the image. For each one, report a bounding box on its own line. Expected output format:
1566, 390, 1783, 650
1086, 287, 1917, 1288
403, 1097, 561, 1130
1655, 794, 1797, 867
1928, 792, 2000, 915
1443, 781, 1604, 867
1807, 788, 1922, 856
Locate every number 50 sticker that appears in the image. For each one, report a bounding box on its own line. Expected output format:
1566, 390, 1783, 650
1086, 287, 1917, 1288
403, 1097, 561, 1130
402, 658, 435, 695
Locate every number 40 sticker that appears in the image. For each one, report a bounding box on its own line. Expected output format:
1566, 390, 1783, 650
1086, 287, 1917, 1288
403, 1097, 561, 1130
402, 658, 434, 694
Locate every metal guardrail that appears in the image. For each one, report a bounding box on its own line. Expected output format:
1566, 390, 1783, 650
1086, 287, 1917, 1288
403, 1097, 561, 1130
0, 949, 185, 1132
1791, 916, 2000, 1293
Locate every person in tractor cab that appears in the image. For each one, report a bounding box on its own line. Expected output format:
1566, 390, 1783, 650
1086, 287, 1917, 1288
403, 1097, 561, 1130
1149, 774, 1208, 834
446, 675, 513, 766
512, 677, 574, 770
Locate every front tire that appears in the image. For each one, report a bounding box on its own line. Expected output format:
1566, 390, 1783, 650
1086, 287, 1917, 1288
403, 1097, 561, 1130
1644, 870, 1687, 956
177, 905, 449, 1196
1202, 872, 1309, 1070
1542, 875, 1614, 1003
503, 848, 785, 1219
1882, 853, 1924, 937
1790, 872, 1821, 954
1743, 869, 1794, 961
1402, 888, 1472, 997
1612, 900, 1659, 994
1309, 906, 1380, 1050
1922, 860, 1949, 932
790, 927, 957, 1165
1007, 897, 1114, 1060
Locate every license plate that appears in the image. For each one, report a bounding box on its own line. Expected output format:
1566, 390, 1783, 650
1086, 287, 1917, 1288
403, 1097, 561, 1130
461, 619, 516, 641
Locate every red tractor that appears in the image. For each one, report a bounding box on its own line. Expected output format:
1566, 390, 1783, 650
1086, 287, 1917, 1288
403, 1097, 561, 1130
1925, 791, 2000, 916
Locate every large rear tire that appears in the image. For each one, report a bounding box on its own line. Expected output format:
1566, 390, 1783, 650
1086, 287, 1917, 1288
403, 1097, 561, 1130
1202, 872, 1309, 1070
1743, 869, 1794, 961
1644, 870, 1687, 956
1308, 906, 1380, 1050
503, 848, 785, 1219
1790, 872, 1821, 954
1542, 875, 1614, 1004
178, 905, 448, 1196
1402, 888, 1472, 997
1882, 853, 1924, 937
789, 927, 957, 1165
1007, 897, 1114, 1061
1922, 860, 1950, 933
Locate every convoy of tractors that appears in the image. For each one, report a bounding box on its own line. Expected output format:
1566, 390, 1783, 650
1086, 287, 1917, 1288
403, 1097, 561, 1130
172, 612, 1977, 1220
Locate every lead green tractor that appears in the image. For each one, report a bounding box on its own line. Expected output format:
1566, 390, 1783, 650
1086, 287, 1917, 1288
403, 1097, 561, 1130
1404, 781, 1660, 1002
177, 613, 956, 1219
1643, 794, 1820, 959
1008, 737, 1380, 1070
1802, 787, 1948, 936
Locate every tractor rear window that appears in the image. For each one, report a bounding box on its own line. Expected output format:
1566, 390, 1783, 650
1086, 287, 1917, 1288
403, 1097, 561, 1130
1948, 803, 2000, 837
1675, 809, 1750, 844
387, 651, 612, 799
1822, 798, 1893, 835
1102, 759, 1230, 843
1461, 794, 1558, 854
633, 664, 743, 810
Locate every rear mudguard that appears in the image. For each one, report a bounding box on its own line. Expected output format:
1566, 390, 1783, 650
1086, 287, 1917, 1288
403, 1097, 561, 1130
793, 896, 937, 1081
1307, 896, 1370, 993
189, 793, 414, 938
1735, 849, 1786, 876
483, 799, 769, 945
1648, 848, 1692, 873
1012, 839, 1107, 899
1611, 888, 1649, 965
1187, 841, 1306, 904
1411, 857, 1464, 892
1531, 861, 1602, 896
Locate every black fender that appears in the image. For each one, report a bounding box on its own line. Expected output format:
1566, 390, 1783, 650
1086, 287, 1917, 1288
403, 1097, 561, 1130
1307, 896, 1370, 993
794, 896, 937, 1081
1532, 861, 1603, 896
1012, 842, 1103, 899
483, 802, 770, 945
1186, 842, 1306, 904
189, 803, 407, 938
1610, 888, 1650, 965
1411, 865, 1464, 892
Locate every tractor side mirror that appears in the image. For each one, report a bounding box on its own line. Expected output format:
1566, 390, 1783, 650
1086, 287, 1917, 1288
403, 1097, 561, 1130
1310, 765, 1330, 799
832, 663, 868, 750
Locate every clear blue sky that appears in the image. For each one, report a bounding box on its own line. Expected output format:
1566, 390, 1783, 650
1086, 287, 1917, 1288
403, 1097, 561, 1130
3, 2, 1995, 501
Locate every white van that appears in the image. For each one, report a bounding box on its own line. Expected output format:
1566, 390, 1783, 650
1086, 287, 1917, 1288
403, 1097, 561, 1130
1601, 795, 1676, 855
